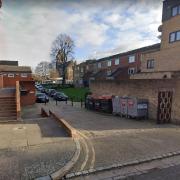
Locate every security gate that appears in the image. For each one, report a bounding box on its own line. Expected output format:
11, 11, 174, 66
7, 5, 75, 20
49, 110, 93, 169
157, 91, 173, 124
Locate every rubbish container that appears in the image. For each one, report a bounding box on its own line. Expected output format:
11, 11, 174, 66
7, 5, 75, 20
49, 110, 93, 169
120, 97, 129, 117
100, 95, 112, 113
127, 97, 148, 119
94, 97, 101, 111
112, 96, 121, 115
86, 95, 95, 110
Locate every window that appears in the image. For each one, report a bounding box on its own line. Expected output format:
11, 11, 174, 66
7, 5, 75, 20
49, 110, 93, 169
81, 68, 84, 73
128, 68, 135, 75
128, 55, 135, 63
8, 73, 14, 78
177, 31, 180, 41
170, 32, 176, 42
172, 6, 178, 16
107, 70, 111, 76
86, 65, 89, 70
107, 60, 112, 67
147, 59, 155, 69
172, 5, 180, 17
21, 73, 27, 77
98, 62, 101, 68
169, 31, 180, 43
115, 58, 120, 65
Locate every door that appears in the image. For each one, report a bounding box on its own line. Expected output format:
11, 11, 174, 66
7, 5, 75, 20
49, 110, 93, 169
157, 91, 173, 124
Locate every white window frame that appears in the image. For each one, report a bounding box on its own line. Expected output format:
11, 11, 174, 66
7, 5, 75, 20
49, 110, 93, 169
172, 6, 178, 16
98, 62, 101, 68
128, 55, 136, 63
21, 73, 28, 78
147, 59, 155, 69
8, 73, 14, 78
107, 60, 112, 67
128, 68, 135, 75
115, 58, 120, 65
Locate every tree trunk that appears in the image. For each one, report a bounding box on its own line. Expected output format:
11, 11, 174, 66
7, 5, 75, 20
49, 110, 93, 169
62, 63, 66, 85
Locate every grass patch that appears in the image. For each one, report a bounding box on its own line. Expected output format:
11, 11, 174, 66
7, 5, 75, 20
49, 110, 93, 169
42, 84, 90, 102
57, 87, 90, 102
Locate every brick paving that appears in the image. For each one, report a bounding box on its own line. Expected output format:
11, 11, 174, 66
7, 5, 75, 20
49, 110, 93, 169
0, 106, 76, 180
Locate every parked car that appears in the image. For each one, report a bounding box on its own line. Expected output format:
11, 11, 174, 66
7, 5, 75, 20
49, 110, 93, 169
44, 89, 50, 95
40, 88, 46, 93
53, 92, 68, 101
48, 89, 57, 97
36, 93, 49, 103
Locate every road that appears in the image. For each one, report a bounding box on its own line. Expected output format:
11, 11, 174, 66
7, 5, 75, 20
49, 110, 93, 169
40, 99, 180, 180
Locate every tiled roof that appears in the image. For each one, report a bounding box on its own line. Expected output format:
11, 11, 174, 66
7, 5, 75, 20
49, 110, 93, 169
0, 65, 32, 73
97, 43, 161, 62
110, 67, 129, 80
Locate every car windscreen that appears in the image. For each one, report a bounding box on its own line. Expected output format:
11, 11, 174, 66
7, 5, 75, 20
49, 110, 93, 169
36, 93, 45, 97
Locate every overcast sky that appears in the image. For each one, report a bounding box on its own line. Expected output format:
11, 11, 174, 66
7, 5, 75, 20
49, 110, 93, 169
0, 0, 162, 68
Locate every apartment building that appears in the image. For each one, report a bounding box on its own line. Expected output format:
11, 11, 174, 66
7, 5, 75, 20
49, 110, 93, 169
90, 0, 180, 124
132, 0, 180, 79
92, 44, 160, 81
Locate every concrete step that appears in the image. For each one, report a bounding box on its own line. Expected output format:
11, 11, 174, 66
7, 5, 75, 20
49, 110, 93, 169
0, 104, 16, 108
0, 116, 17, 121
0, 107, 16, 110
0, 112, 17, 117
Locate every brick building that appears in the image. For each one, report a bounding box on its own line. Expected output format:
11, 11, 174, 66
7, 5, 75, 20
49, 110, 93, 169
92, 44, 160, 81
132, 0, 180, 79
73, 59, 96, 87
0, 61, 35, 121
90, 0, 180, 124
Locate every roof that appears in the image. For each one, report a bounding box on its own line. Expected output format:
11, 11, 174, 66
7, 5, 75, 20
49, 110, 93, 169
97, 43, 161, 62
110, 67, 129, 80
0, 65, 32, 73
0, 60, 18, 66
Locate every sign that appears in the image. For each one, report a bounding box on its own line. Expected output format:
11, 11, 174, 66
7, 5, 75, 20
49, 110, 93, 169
137, 104, 148, 109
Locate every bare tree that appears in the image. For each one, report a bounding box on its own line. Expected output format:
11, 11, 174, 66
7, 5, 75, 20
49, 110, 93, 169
51, 34, 74, 85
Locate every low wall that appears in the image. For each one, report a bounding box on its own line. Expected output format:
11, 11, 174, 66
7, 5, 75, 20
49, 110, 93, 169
49, 110, 77, 138
90, 79, 180, 123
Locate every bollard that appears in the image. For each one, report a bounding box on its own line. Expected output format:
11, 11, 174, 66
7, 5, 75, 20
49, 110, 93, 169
81, 99, 83, 108
71, 98, 73, 106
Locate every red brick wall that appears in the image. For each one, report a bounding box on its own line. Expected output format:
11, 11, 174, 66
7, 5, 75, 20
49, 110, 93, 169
0, 76, 3, 88
3, 74, 33, 88
96, 52, 141, 73
20, 81, 36, 106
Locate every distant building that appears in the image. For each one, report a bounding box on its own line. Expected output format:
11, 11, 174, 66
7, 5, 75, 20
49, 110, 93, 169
73, 59, 96, 87
53, 60, 75, 84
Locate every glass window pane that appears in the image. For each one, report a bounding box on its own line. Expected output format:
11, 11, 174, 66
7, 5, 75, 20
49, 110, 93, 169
115, 58, 119, 65
176, 31, 180, 41
128, 55, 135, 63
179, 5, 180, 14
107, 60, 111, 66
172, 6, 178, 16
170, 32, 176, 42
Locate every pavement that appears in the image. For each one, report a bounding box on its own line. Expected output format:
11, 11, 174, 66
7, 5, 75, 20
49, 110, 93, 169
40, 100, 180, 179
0, 104, 76, 180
